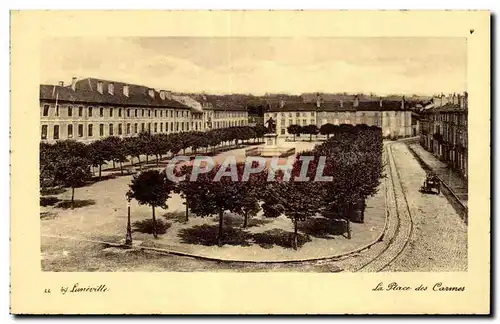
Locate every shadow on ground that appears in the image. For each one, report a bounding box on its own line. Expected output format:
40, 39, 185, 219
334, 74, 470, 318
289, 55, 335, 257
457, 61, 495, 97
56, 199, 96, 209
300, 217, 346, 238
178, 224, 252, 246
163, 211, 188, 223
133, 219, 171, 235
223, 214, 273, 228
252, 229, 311, 249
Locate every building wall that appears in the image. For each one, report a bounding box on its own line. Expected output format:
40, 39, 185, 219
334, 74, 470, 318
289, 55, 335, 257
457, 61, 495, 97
264, 109, 413, 138
40, 101, 239, 143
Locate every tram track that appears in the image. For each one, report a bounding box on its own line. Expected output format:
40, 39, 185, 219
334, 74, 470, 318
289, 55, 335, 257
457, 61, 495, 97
353, 142, 414, 272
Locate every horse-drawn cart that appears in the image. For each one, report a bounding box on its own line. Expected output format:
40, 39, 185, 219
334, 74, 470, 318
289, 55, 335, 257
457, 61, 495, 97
420, 172, 441, 194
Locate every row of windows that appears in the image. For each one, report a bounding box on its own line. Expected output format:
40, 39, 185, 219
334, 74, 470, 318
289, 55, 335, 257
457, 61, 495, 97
266, 112, 401, 119
41, 104, 193, 119
213, 111, 247, 119
41, 121, 204, 140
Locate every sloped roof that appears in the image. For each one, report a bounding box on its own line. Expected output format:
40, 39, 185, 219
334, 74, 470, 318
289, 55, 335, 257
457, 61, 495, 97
266, 100, 409, 112
40, 78, 189, 109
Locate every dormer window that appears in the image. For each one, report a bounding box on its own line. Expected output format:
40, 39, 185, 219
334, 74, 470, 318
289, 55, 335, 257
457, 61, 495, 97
148, 89, 155, 98
96, 81, 104, 94
108, 83, 114, 95
123, 85, 129, 97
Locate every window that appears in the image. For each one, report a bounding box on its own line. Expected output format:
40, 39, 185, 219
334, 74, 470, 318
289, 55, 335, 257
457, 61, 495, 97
154, 122, 157, 132
110, 108, 114, 117
160, 123, 163, 132
41, 125, 48, 140
78, 124, 83, 137
148, 110, 151, 117
88, 124, 93, 137
118, 124, 123, 135
148, 123, 151, 133
134, 123, 138, 133
78, 106, 83, 117
42, 104, 49, 116
127, 109, 130, 117
126, 123, 131, 134
296, 112, 300, 117
310, 119, 315, 124
142, 109, 145, 117
118, 108, 122, 117
281, 128, 286, 135
68, 106, 73, 117
56, 105, 60, 117
67, 124, 73, 138
135, 109, 138, 117
181, 122, 184, 131
53, 125, 59, 139
176, 122, 179, 131
100, 107, 104, 117
311, 112, 315, 116
154, 110, 157, 117
109, 124, 114, 136
99, 124, 104, 136
141, 123, 145, 132
170, 110, 173, 118
88, 107, 93, 117
160, 110, 163, 118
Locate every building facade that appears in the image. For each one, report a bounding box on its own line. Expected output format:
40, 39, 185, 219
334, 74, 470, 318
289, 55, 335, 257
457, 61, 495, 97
419, 92, 468, 179
40, 78, 248, 143
264, 96, 414, 138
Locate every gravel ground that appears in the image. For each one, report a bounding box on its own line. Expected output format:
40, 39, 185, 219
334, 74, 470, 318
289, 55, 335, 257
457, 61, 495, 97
383, 142, 467, 272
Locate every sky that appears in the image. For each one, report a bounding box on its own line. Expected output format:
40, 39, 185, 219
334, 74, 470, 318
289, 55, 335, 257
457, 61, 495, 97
40, 37, 467, 96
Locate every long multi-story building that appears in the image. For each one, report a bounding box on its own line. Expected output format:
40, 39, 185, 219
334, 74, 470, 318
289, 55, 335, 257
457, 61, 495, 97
419, 92, 468, 179
39, 77, 248, 143
264, 95, 417, 138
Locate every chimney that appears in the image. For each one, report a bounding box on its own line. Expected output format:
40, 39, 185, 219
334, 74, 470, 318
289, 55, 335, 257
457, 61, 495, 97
401, 96, 405, 109
97, 81, 104, 94
123, 85, 129, 97
279, 99, 285, 108
71, 77, 77, 91
316, 93, 321, 108
353, 95, 359, 108
463, 91, 468, 109
452, 93, 457, 105
340, 100, 344, 108
379, 97, 383, 107
148, 88, 155, 99
159, 90, 166, 100
58, 81, 64, 87
108, 83, 114, 95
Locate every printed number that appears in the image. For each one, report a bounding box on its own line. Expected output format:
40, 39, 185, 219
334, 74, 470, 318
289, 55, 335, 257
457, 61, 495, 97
44, 288, 51, 293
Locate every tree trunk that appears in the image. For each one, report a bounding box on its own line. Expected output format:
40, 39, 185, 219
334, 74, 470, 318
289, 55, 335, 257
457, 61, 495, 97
217, 208, 224, 246
310, 134, 312, 141
113, 161, 116, 169
137, 156, 142, 170
120, 162, 123, 175
293, 134, 296, 141
185, 201, 189, 222
243, 211, 248, 228
293, 217, 298, 250
183, 148, 186, 155
146, 155, 149, 164
99, 164, 102, 179
327, 133, 330, 139
345, 205, 351, 239
156, 154, 160, 166
152, 205, 158, 239
71, 187, 75, 210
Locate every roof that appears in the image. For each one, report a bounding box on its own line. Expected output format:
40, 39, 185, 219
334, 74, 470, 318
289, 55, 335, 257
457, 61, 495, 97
40, 78, 189, 109
424, 103, 466, 113
265, 100, 410, 112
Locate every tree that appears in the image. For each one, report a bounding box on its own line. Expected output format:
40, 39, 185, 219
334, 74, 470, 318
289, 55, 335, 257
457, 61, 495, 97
128, 170, 176, 238
287, 124, 302, 141
183, 164, 246, 246
88, 139, 111, 178
53, 157, 92, 209
319, 123, 336, 139
302, 124, 319, 141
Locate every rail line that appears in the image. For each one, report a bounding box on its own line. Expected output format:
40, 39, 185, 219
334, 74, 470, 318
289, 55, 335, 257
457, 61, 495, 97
354, 142, 414, 272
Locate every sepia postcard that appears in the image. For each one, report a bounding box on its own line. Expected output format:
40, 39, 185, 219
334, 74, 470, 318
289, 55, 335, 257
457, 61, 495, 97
10, 10, 490, 314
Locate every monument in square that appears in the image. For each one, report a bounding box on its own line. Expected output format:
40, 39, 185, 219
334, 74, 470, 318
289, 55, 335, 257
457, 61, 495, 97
254, 117, 295, 157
